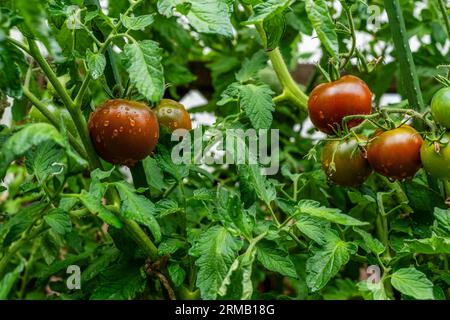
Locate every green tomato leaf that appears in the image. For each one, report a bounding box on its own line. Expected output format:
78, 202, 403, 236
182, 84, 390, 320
305, 0, 339, 59
44, 208, 72, 235
236, 50, 268, 83
90, 261, 145, 300
244, 0, 291, 25
0, 261, 25, 299
263, 12, 286, 50
121, 14, 155, 30
142, 157, 167, 191
0, 123, 64, 180
124, 40, 165, 103
158, 238, 186, 255
81, 248, 121, 283
256, 240, 297, 278
115, 182, 161, 243
297, 200, 369, 226
86, 49, 106, 80
403, 236, 450, 254
295, 215, 331, 245
189, 225, 243, 299
78, 190, 123, 229
25, 140, 66, 183
434, 207, 450, 235
353, 227, 385, 255
158, 0, 233, 37
391, 268, 434, 300
244, 164, 277, 204
219, 83, 275, 130
218, 246, 256, 299
167, 262, 186, 288
240, 83, 275, 129
306, 239, 357, 292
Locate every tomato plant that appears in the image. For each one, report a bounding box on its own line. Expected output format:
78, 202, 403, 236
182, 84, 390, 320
0, 0, 449, 303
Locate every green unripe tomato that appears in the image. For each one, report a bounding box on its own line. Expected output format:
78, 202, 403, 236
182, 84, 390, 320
430, 87, 450, 129
420, 133, 450, 180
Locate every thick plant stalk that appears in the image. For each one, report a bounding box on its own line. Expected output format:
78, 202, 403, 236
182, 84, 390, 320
268, 48, 309, 111
437, 0, 450, 38
384, 0, 425, 112
27, 39, 103, 169
130, 161, 151, 199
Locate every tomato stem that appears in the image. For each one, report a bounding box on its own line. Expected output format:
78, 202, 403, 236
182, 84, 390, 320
339, 1, 357, 70
267, 48, 308, 111
437, 0, 450, 39
130, 161, 151, 198
242, 3, 308, 111
444, 180, 450, 200
384, 0, 425, 112
22, 87, 87, 158
26, 39, 103, 170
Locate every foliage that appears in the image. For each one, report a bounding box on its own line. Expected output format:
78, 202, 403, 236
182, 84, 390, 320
0, 0, 449, 301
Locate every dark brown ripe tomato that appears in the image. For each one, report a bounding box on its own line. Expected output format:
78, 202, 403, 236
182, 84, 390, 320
88, 99, 159, 166
308, 75, 372, 134
155, 99, 192, 132
321, 136, 372, 186
367, 125, 424, 180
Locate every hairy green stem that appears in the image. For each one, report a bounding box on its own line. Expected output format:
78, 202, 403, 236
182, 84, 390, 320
130, 161, 151, 198
340, 1, 357, 69
123, 219, 159, 261
6, 36, 32, 55
242, 3, 308, 111
384, 0, 425, 112
268, 48, 308, 111
26, 39, 102, 169
444, 181, 450, 200
437, 0, 450, 39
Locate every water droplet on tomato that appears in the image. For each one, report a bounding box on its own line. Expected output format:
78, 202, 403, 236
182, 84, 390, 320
112, 129, 118, 137
104, 121, 109, 127
319, 111, 325, 119
119, 126, 124, 132
130, 118, 136, 127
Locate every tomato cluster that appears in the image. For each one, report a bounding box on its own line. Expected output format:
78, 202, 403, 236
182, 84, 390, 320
310, 76, 450, 186
88, 98, 191, 166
